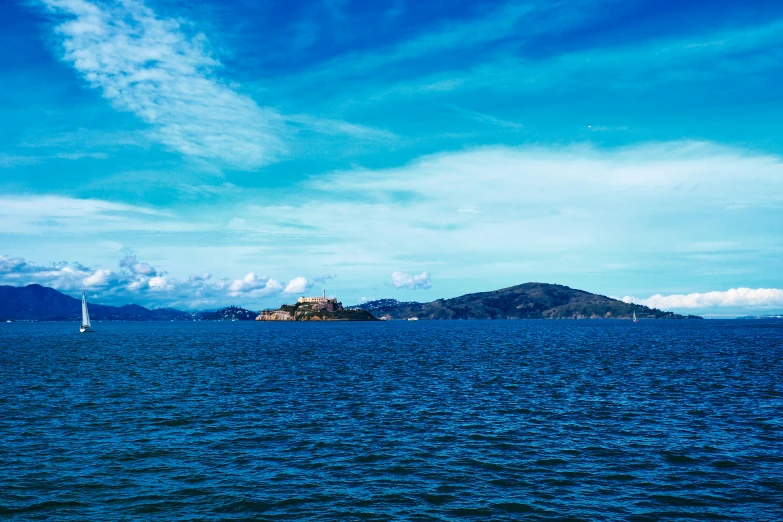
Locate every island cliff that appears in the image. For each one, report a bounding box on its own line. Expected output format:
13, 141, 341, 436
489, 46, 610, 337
257, 295, 376, 321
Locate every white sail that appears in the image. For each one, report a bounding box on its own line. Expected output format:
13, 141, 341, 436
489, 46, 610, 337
82, 291, 91, 328
633, 310, 637, 322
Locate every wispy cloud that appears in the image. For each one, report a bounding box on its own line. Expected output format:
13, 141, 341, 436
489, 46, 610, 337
622, 288, 783, 309
39, 0, 284, 169
0, 151, 107, 168
285, 114, 397, 141
230, 140, 782, 298
310, 141, 783, 211
0, 195, 183, 235
588, 125, 629, 133
19, 128, 149, 149
438, 17, 783, 97
293, 0, 595, 83
0, 154, 42, 168
453, 108, 522, 130
278, 8, 783, 120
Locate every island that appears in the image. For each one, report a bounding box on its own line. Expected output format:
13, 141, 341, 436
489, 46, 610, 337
350, 283, 702, 320
256, 292, 377, 321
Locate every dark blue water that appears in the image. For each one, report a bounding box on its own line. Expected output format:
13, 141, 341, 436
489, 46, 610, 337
1, 320, 781, 520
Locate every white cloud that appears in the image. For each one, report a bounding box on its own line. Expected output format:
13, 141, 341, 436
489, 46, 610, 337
227, 273, 282, 297
0, 254, 303, 308
390, 271, 432, 290
40, 0, 284, 169
147, 276, 172, 291
120, 255, 156, 276
83, 269, 113, 287
283, 276, 311, 295
0, 255, 95, 291
267, 141, 783, 259
623, 288, 783, 309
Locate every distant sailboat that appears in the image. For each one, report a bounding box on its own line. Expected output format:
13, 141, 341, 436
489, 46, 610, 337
80, 291, 92, 333
633, 310, 638, 323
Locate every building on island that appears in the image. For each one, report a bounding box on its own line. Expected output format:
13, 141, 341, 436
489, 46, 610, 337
297, 290, 338, 304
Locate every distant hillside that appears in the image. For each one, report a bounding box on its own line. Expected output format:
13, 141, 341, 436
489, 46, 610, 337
353, 283, 701, 320
198, 306, 258, 321
348, 298, 420, 312
0, 284, 196, 321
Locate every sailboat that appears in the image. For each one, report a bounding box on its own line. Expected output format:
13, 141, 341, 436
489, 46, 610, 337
633, 310, 638, 323
80, 290, 92, 333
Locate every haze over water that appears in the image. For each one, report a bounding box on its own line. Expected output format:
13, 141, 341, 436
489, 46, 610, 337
1, 320, 781, 520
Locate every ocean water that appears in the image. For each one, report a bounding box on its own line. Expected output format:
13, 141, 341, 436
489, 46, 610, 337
1, 320, 781, 521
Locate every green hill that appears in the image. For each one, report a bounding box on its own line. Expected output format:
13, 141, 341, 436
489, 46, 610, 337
354, 283, 701, 320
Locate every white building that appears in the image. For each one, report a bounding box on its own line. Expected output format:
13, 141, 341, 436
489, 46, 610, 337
297, 290, 337, 304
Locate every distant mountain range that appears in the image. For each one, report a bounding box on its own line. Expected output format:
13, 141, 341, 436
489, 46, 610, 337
0, 285, 256, 321
1, 282, 700, 322
352, 283, 701, 320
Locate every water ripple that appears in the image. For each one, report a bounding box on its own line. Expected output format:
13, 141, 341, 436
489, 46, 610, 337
1, 320, 781, 520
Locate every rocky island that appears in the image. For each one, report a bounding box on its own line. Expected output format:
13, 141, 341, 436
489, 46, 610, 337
256, 292, 376, 321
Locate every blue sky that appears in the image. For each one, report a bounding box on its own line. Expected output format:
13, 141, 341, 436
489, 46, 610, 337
1, 0, 782, 315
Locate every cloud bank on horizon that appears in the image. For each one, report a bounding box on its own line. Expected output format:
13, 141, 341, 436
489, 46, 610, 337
0, 254, 310, 308
4, 252, 782, 314
623, 289, 783, 311
2, 0, 783, 313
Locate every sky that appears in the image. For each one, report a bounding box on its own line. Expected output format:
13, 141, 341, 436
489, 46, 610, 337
1, 0, 782, 316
